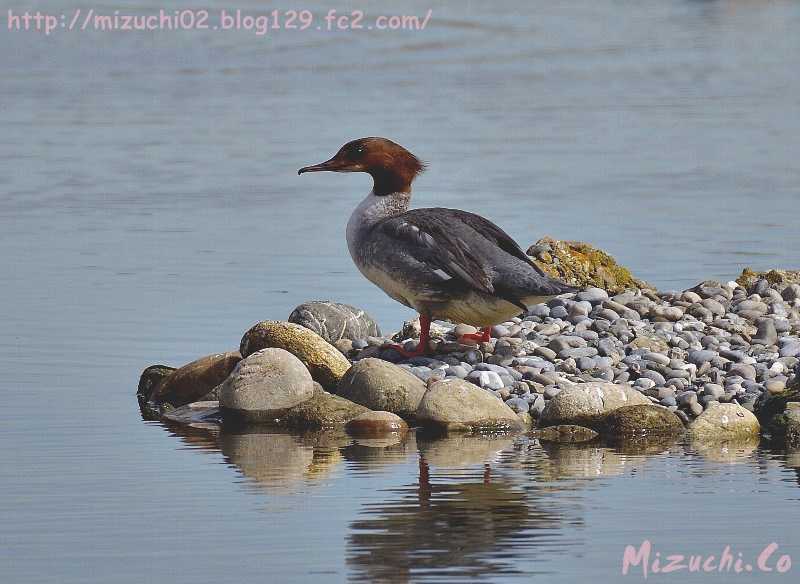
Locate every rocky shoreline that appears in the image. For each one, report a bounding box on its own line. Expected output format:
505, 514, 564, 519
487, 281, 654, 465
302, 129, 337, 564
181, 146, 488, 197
138, 238, 800, 449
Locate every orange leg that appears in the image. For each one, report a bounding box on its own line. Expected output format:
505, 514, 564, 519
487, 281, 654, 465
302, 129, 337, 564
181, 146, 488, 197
386, 314, 432, 358
458, 326, 492, 344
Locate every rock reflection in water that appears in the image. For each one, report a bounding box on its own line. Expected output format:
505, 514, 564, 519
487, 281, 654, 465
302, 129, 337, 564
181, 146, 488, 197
509, 435, 678, 481
685, 435, 760, 464
347, 434, 565, 583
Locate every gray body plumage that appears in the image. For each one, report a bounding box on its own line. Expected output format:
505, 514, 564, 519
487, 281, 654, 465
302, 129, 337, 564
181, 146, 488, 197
347, 190, 576, 326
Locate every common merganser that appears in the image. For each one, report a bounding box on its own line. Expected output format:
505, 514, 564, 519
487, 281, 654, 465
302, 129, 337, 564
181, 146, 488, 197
298, 137, 577, 357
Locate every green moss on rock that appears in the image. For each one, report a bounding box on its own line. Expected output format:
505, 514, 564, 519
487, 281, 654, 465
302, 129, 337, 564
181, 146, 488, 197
526, 236, 651, 294
737, 268, 800, 288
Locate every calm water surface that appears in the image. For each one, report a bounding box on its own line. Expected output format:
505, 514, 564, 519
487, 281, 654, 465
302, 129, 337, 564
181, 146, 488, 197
2, 0, 799, 582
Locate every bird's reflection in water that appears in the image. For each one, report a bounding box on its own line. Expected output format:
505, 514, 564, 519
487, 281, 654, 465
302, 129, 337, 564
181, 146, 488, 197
159, 419, 706, 582
346, 433, 568, 584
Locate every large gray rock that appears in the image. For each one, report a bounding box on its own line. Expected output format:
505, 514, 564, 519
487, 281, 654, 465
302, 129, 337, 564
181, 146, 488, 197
539, 382, 651, 429
288, 301, 381, 343
336, 358, 427, 419
415, 378, 524, 432
688, 403, 761, 440
219, 348, 314, 421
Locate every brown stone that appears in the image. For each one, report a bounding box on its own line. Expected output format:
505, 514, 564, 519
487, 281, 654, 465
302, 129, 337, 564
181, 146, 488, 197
149, 351, 241, 408
346, 411, 409, 436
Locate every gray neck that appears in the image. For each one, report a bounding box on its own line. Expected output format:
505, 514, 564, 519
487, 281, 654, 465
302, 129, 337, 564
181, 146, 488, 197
346, 190, 411, 259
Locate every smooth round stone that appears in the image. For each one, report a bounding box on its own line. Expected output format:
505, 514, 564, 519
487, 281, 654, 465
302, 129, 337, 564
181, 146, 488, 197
657, 387, 676, 399
677, 391, 698, 406
569, 302, 591, 317
665, 378, 687, 391
558, 347, 598, 360
779, 341, 800, 358
491, 325, 511, 338
463, 351, 482, 365
146, 352, 241, 408
689, 402, 704, 416
498, 374, 515, 387
528, 304, 550, 318
454, 324, 478, 338
219, 348, 314, 420
352, 339, 369, 350
682, 291, 702, 304
530, 396, 546, 416
550, 306, 569, 319
335, 339, 354, 355
751, 318, 779, 346
720, 349, 747, 362
774, 319, 791, 333
639, 370, 666, 385
781, 284, 800, 302
346, 411, 408, 436
537, 323, 562, 336
549, 335, 588, 351
651, 306, 684, 321
505, 397, 530, 414
701, 298, 727, 315
467, 370, 504, 390
576, 357, 597, 371
702, 384, 725, 399
728, 363, 757, 380
750, 279, 770, 296
475, 362, 508, 374
660, 396, 677, 407
595, 308, 621, 321
533, 347, 558, 361
446, 365, 469, 379
544, 386, 562, 399
576, 288, 609, 304
742, 380, 763, 393
644, 352, 671, 366
633, 378, 656, 390
593, 320, 612, 333
665, 368, 691, 381
735, 299, 768, 315
765, 379, 787, 394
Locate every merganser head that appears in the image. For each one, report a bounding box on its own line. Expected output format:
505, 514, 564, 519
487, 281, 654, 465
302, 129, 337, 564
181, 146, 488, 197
298, 137, 425, 196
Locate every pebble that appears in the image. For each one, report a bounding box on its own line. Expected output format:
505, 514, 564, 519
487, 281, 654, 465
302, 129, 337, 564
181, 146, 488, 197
341, 275, 800, 430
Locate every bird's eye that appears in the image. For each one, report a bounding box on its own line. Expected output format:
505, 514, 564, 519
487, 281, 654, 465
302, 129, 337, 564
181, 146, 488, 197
353, 145, 365, 157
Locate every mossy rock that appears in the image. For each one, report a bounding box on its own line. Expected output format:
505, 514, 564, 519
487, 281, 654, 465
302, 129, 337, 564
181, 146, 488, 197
736, 268, 800, 289
769, 407, 800, 447
240, 320, 351, 391
600, 404, 684, 437
278, 384, 369, 430
137, 364, 176, 406
754, 385, 800, 426
526, 236, 651, 295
